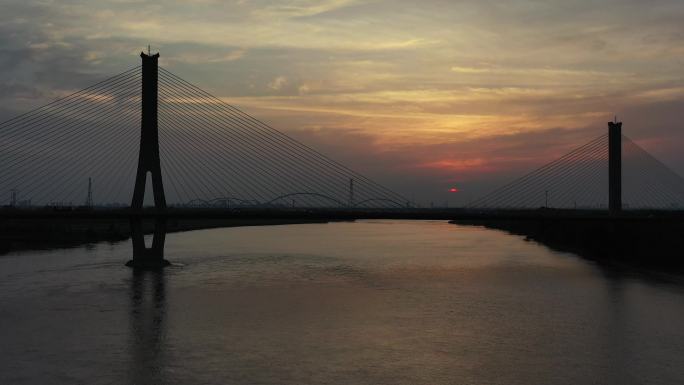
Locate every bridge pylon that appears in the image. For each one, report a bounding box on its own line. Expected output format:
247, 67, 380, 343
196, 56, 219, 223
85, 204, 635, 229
131, 52, 166, 210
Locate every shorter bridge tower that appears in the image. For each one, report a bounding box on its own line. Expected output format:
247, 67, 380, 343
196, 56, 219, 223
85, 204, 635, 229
608, 120, 622, 213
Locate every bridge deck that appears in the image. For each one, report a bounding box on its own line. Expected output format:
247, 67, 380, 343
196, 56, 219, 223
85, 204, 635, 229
2, 207, 684, 221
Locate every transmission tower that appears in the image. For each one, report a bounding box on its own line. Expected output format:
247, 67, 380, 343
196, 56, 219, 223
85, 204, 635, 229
85, 177, 93, 208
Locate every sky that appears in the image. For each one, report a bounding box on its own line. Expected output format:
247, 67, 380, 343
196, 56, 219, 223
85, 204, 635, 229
1, 0, 683, 205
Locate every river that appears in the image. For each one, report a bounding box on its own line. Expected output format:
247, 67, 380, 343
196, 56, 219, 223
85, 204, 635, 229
1, 220, 684, 384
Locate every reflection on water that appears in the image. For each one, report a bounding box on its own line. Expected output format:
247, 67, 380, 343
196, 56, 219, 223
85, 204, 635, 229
128, 270, 167, 384
1, 220, 684, 384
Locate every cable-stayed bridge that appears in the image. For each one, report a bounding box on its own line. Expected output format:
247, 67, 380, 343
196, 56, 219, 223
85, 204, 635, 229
3, 51, 684, 213
1, 54, 408, 210
2, 51, 684, 267
468, 127, 684, 211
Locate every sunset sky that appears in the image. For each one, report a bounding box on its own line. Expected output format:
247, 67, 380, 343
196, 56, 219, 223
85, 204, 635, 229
1, 0, 683, 205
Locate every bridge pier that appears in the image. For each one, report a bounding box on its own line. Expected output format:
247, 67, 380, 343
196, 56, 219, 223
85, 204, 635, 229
125, 217, 170, 269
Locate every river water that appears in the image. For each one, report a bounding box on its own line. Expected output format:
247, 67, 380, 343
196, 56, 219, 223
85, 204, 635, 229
1, 220, 684, 384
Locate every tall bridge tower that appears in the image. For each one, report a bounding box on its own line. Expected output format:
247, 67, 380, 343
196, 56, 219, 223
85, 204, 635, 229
608, 120, 622, 213
127, 51, 169, 269
131, 52, 166, 210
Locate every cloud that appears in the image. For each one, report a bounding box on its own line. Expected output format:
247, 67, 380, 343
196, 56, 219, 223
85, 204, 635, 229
252, 0, 362, 19
416, 158, 491, 172
268, 76, 288, 91
168, 49, 246, 65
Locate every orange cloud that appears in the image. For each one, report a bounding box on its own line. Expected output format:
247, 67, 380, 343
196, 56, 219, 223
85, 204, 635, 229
416, 158, 491, 172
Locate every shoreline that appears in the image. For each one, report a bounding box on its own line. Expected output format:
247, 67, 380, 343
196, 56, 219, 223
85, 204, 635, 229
0, 217, 338, 255
451, 217, 684, 273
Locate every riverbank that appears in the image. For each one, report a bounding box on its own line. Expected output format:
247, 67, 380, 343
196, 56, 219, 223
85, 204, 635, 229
452, 216, 684, 270
0, 217, 335, 254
